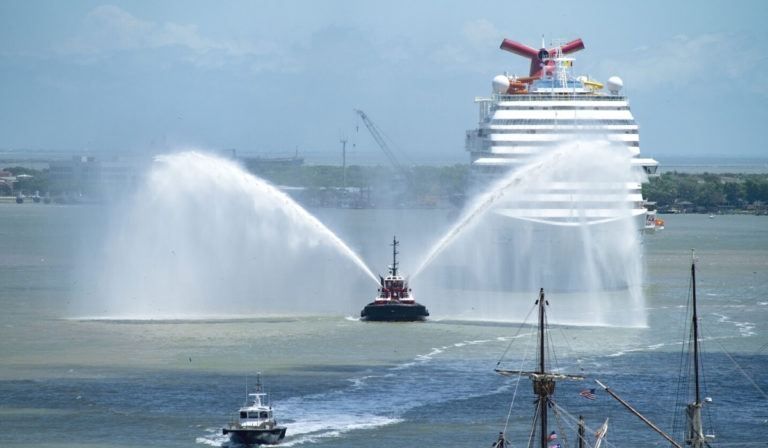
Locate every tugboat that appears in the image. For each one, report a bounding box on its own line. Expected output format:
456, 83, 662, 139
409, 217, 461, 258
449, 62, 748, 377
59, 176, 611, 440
222, 374, 287, 446
360, 236, 429, 322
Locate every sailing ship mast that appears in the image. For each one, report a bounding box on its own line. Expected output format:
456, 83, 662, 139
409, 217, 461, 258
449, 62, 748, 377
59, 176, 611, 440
496, 289, 584, 448
535, 288, 551, 448
595, 251, 713, 447
686, 250, 710, 447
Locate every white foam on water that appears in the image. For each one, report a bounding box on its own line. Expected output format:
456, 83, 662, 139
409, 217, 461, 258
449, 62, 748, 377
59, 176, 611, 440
195, 429, 229, 447
237, 333, 527, 445
712, 313, 756, 337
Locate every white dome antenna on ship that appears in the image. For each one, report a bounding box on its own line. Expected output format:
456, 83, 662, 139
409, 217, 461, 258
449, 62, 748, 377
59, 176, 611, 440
492, 75, 510, 94
607, 76, 624, 94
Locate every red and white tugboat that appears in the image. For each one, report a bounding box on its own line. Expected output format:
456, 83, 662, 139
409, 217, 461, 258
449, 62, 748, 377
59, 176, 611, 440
360, 236, 429, 322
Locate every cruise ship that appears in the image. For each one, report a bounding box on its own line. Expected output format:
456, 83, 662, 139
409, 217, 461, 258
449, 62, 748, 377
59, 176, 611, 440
465, 37, 659, 228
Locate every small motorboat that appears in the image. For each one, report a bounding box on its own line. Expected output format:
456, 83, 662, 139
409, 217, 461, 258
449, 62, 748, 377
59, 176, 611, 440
222, 374, 287, 446
360, 236, 429, 322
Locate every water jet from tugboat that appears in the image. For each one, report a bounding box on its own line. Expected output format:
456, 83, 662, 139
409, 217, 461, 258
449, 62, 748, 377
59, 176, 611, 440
411, 140, 647, 327
87, 151, 378, 319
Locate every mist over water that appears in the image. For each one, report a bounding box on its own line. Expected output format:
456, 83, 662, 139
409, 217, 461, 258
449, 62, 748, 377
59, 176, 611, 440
82, 143, 647, 326
86, 151, 376, 319
411, 140, 648, 327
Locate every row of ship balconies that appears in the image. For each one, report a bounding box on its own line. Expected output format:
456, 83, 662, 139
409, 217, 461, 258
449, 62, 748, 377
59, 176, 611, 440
488, 94, 628, 102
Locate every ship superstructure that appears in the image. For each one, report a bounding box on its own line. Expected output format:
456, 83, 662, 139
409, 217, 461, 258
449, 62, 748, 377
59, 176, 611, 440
466, 37, 659, 227
360, 236, 429, 322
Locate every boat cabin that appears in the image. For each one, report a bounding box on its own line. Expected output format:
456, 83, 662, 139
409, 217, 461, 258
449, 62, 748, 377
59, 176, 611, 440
377, 274, 414, 302
239, 410, 273, 420
234, 392, 277, 428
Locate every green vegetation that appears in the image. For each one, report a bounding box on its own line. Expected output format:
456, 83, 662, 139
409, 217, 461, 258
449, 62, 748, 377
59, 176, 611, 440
249, 164, 469, 207
4, 162, 768, 213
248, 164, 467, 191
643, 172, 768, 213
1, 166, 49, 195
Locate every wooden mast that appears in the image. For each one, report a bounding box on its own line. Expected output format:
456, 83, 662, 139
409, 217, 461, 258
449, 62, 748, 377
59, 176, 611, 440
537, 288, 548, 448
687, 250, 707, 447
595, 251, 711, 448
495, 289, 584, 447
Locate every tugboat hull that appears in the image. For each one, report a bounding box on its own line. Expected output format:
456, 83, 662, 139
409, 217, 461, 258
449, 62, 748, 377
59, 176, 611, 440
360, 302, 429, 322
222, 426, 287, 445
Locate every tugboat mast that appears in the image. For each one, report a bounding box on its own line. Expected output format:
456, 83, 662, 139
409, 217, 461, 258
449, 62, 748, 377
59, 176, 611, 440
389, 236, 399, 276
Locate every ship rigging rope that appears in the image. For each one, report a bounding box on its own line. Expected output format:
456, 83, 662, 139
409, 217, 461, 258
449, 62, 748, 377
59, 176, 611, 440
702, 325, 768, 401
551, 403, 570, 448
546, 312, 562, 373
527, 398, 542, 448
699, 342, 716, 441
552, 402, 620, 448
671, 275, 695, 437
502, 326, 537, 434
496, 302, 538, 366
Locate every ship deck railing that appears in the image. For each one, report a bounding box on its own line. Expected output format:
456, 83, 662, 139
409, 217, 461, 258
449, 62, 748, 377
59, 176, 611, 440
485, 94, 626, 102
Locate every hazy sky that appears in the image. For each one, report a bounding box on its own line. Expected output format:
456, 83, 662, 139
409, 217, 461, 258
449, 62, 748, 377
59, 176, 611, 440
1, 1, 766, 164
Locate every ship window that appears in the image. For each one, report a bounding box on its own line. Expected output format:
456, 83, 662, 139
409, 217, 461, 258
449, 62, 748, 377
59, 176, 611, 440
248, 412, 262, 418
240, 411, 247, 418
261, 411, 269, 418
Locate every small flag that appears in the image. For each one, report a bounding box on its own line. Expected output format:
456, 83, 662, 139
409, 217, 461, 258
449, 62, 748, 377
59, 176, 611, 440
548, 431, 557, 441
579, 388, 597, 400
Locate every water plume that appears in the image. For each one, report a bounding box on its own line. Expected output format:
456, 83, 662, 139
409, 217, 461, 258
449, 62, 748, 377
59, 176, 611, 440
412, 140, 648, 327
87, 151, 377, 319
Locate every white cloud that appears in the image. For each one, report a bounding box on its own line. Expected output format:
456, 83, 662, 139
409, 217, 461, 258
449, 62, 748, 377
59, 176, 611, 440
56, 5, 285, 70
462, 19, 502, 48
429, 19, 504, 73
599, 32, 767, 96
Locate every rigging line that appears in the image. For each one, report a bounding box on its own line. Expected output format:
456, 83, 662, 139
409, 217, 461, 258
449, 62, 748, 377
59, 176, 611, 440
551, 401, 570, 448
551, 402, 619, 448
503, 327, 536, 434
702, 325, 768, 401
698, 345, 717, 439
528, 397, 542, 448
496, 302, 538, 366
672, 275, 695, 435
545, 314, 562, 373
555, 322, 577, 359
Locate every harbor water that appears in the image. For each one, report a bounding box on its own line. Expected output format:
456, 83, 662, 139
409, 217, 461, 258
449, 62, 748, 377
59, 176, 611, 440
0, 204, 766, 447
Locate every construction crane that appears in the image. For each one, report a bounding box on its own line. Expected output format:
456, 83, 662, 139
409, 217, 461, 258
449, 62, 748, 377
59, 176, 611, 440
353, 109, 408, 174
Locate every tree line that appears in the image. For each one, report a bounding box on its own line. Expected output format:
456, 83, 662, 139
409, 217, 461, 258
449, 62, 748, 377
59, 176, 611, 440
4, 162, 768, 212
642, 172, 768, 211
